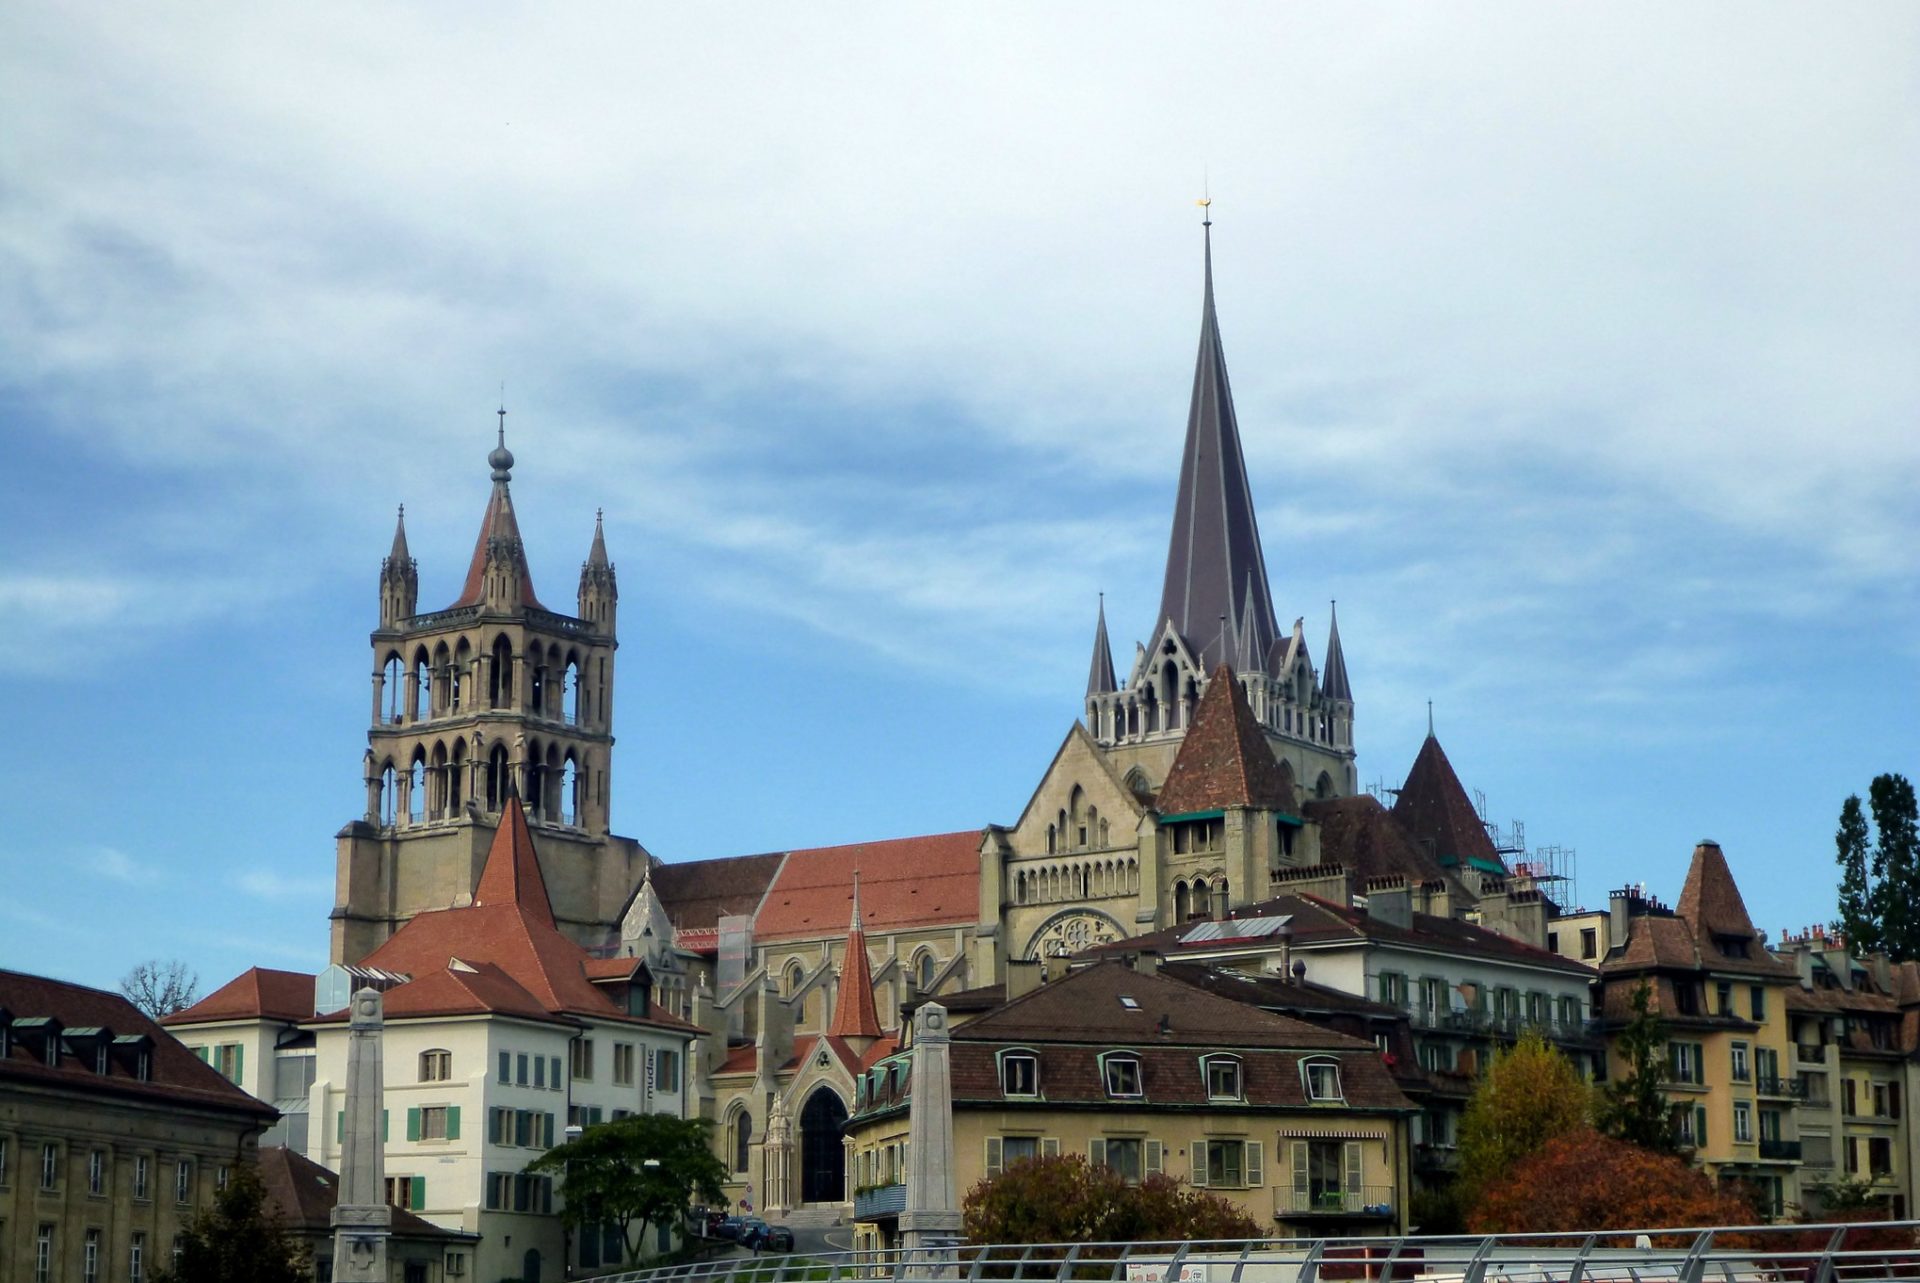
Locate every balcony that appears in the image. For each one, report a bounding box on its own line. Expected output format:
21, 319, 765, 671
1274, 1185, 1397, 1219
854, 1183, 907, 1221
1754, 1076, 1806, 1100
1757, 1139, 1802, 1162
1797, 1044, 1827, 1064
1413, 1144, 1459, 1174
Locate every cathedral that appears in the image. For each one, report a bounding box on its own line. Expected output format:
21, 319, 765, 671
330, 224, 1554, 1211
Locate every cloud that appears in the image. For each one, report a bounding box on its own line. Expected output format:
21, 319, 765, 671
237, 871, 334, 902
82, 846, 161, 886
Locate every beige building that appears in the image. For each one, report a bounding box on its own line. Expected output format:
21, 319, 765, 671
845, 960, 1414, 1248
0, 968, 277, 1281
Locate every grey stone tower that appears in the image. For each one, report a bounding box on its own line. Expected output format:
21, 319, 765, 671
330, 988, 390, 1280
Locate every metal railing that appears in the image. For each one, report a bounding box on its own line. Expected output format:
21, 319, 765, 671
597, 1221, 1920, 1283
1799, 1045, 1829, 1063
1759, 1138, 1804, 1161
857, 1184, 909, 1219
1273, 1185, 1396, 1217
1756, 1076, 1808, 1100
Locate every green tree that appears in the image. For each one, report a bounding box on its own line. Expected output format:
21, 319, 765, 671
526, 1113, 727, 1267
1868, 774, 1919, 961
152, 1163, 310, 1283
962, 1155, 1261, 1244
1595, 981, 1678, 1153
1835, 795, 1879, 953
1455, 1031, 1590, 1207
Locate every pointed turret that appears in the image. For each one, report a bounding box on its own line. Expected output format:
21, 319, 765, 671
1234, 575, 1272, 674
449, 417, 544, 611
472, 791, 556, 929
1086, 595, 1117, 697
379, 505, 418, 626
1155, 664, 1298, 815
827, 874, 882, 1042
577, 508, 619, 632
1156, 220, 1280, 673
1391, 734, 1502, 874
1321, 601, 1352, 703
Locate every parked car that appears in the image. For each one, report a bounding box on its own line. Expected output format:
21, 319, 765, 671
716, 1215, 745, 1241
742, 1220, 794, 1252
694, 1208, 729, 1238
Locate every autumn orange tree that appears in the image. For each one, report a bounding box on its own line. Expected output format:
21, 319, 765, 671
1455, 1031, 1592, 1206
963, 1155, 1262, 1244
1471, 1128, 1753, 1235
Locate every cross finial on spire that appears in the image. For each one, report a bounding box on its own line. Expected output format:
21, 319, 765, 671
1427, 700, 1434, 737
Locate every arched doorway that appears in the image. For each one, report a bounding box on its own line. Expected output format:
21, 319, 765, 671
522, 1248, 542, 1283
799, 1088, 848, 1204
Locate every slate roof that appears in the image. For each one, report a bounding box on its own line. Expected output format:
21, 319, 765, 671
1391, 735, 1503, 872
754, 831, 979, 941
1087, 598, 1117, 697
1302, 794, 1450, 886
0, 969, 276, 1120
258, 1146, 475, 1240
1320, 603, 1352, 703
1156, 224, 1280, 675
164, 967, 315, 1026
1154, 665, 1298, 814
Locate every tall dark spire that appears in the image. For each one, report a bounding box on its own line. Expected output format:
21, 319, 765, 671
1087, 594, 1117, 697
450, 417, 544, 610
1321, 600, 1352, 702
1156, 218, 1279, 673
389, 505, 411, 562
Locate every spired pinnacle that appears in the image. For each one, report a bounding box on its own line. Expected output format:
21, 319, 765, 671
489, 407, 514, 482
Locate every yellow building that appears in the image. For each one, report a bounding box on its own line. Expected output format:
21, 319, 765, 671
846, 959, 1414, 1247
1596, 841, 1802, 1216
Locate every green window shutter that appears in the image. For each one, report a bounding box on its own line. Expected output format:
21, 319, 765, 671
193, 1046, 208, 1063
382, 1109, 390, 1143
1191, 1143, 1208, 1187
447, 1106, 461, 1140
1246, 1141, 1264, 1189
411, 1176, 426, 1211
336, 1111, 344, 1143
407, 1108, 421, 1142
233, 1043, 244, 1084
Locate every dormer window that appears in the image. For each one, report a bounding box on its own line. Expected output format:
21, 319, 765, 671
1303, 1058, 1344, 1103
1102, 1054, 1143, 1098
1001, 1052, 1039, 1097
1205, 1056, 1242, 1100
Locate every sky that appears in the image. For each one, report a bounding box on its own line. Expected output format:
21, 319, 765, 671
2, 5, 1915, 998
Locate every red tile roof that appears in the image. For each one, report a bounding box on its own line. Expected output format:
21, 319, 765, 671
449, 479, 544, 610
1154, 666, 1298, 815
649, 852, 785, 937
754, 831, 980, 940
827, 882, 882, 1040
0, 970, 276, 1120
163, 967, 315, 1026
473, 796, 554, 928
1391, 735, 1503, 871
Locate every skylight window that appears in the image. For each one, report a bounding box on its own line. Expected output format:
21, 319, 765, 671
1118, 996, 1141, 1011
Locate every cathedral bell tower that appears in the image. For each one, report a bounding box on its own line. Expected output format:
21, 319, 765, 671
332, 414, 626, 964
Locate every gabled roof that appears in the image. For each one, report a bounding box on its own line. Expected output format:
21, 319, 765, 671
164, 967, 315, 1026
754, 832, 979, 941
827, 880, 883, 1040
645, 851, 786, 943
1321, 602, 1352, 703
449, 430, 544, 610
0, 970, 276, 1119
1153, 665, 1296, 815
1391, 735, 1503, 872
1155, 223, 1280, 674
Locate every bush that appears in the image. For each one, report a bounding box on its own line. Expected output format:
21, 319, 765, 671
962, 1155, 1262, 1245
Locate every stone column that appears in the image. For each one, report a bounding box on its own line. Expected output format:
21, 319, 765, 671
764, 1098, 793, 1217
901, 1001, 962, 1251
330, 988, 390, 1280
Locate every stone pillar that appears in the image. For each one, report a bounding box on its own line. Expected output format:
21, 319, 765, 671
764, 1098, 793, 1217
901, 1002, 962, 1251
330, 988, 390, 1280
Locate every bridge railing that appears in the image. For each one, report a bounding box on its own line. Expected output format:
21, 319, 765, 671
597, 1221, 1920, 1283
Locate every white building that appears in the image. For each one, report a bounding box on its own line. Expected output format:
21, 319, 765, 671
168, 796, 700, 1282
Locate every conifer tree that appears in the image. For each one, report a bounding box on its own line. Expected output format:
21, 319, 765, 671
1595, 981, 1678, 1153
1868, 774, 1919, 961
1835, 795, 1877, 953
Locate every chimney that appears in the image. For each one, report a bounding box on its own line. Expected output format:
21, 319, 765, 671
1608, 885, 1642, 950
1131, 950, 1162, 977
1005, 957, 1043, 1000
1367, 884, 1412, 930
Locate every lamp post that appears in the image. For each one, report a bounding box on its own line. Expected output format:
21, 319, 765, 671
563, 1123, 583, 1279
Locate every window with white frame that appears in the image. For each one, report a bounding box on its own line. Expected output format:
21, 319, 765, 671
1731, 1041, 1750, 1083
1102, 1055, 1142, 1098
129, 1231, 146, 1283
175, 1159, 192, 1204
1001, 1053, 1038, 1096
1205, 1056, 1242, 1100
571, 1038, 595, 1081
1199, 1138, 1263, 1189
1669, 1041, 1704, 1085
613, 1042, 635, 1086
1304, 1059, 1343, 1102
1734, 1100, 1753, 1143
133, 1155, 149, 1200
41, 1142, 58, 1190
